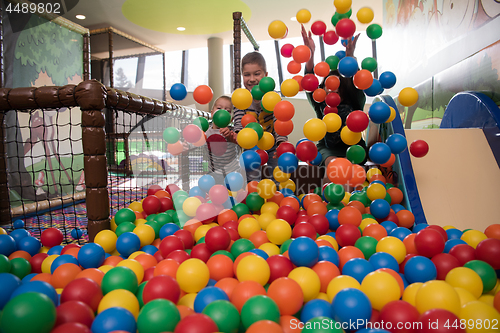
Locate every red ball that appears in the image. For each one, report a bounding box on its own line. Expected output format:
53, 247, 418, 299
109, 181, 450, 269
292, 222, 317, 239
448, 244, 476, 266
409, 140, 429, 158
419, 308, 465, 333
55, 300, 95, 328
427, 225, 448, 242
266, 254, 294, 283
311, 20, 327, 36
222, 220, 239, 230
159, 235, 185, 258
256, 149, 269, 165
142, 195, 161, 215
174, 229, 194, 249
325, 92, 341, 107
159, 197, 173, 212
346, 110, 369, 132
60, 278, 103, 312
475, 238, 500, 270
399, 253, 418, 274
174, 313, 218, 333
296, 141, 318, 163
51, 323, 91, 333
30, 253, 48, 273
324, 106, 338, 114
336, 224, 361, 247
193, 85, 214, 104
276, 206, 298, 226
190, 243, 213, 263
166, 249, 190, 264
147, 185, 163, 196
431, 253, 461, 280
308, 214, 329, 235
205, 226, 231, 252
323, 30, 339, 45
165, 183, 180, 195
143, 275, 181, 304
61, 244, 81, 255
301, 74, 320, 92
143, 266, 155, 282
41, 228, 64, 248
276, 141, 296, 157
335, 18, 356, 38
295, 214, 310, 224
226, 228, 240, 241
379, 300, 420, 333
414, 228, 445, 258
281, 43, 294, 58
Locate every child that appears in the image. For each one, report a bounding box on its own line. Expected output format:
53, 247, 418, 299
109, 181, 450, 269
231, 51, 288, 182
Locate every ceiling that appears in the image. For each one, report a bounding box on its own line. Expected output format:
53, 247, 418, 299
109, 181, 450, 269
62, 0, 383, 54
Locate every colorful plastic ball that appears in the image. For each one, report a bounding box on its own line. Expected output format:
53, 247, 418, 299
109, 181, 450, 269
338, 56, 358, 78
280, 43, 294, 58
368, 142, 391, 165
409, 139, 429, 158
475, 238, 500, 270
273, 100, 295, 122
236, 128, 259, 150
169, 83, 187, 101
40, 228, 63, 248
287, 60, 301, 74
268, 20, 288, 39
301, 73, 319, 91
415, 280, 461, 316
414, 228, 445, 258
462, 259, 496, 293
92, 306, 136, 333
17, 236, 40, 257
368, 102, 391, 124
361, 270, 400, 311
239, 150, 261, 172
356, 7, 374, 23
236, 254, 270, 286
364, 79, 383, 97
399, 87, 419, 107
288, 237, 319, 268
78, 243, 105, 269
336, 18, 356, 38
366, 23, 383, 39
296, 9, 312, 23
332, 287, 372, 329
352, 69, 373, 90
369, 199, 390, 219
361, 57, 378, 72
341, 258, 373, 283
303, 118, 327, 142
240, 295, 280, 329
54, 300, 95, 329
296, 140, 318, 163
193, 85, 213, 104
459, 301, 500, 333
266, 277, 303, 316
232, 88, 253, 110
193, 286, 229, 313
116, 232, 141, 258
314, 61, 331, 78
379, 71, 397, 89
334, 0, 352, 13
280, 78, 300, 97
376, 236, 406, 264
287, 266, 321, 303
325, 56, 340, 72
212, 109, 231, 129
323, 30, 339, 45
299, 298, 331, 323
276, 152, 298, 174
101, 266, 138, 295
292, 45, 312, 63
162, 127, 180, 144
461, 229, 487, 249
404, 255, 437, 283
266, 219, 292, 246
201, 300, 240, 333
136, 299, 180, 333
311, 20, 327, 36
385, 133, 407, 154
368, 251, 399, 272
262, 91, 281, 111
176, 258, 210, 293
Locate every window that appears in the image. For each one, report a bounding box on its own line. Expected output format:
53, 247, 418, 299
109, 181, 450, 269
113, 57, 138, 88
186, 47, 208, 91
223, 44, 231, 94
165, 50, 183, 89
143, 54, 164, 90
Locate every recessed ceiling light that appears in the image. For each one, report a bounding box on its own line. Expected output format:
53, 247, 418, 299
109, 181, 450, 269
75, 14, 86, 20
290, 17, 297, 22
177, 27, 186, 31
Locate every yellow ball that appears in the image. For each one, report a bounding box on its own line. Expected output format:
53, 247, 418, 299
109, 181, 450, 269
303, 118, 327, 141
415, 280, 461, 315
98, 265, 114, 274
402, 282, 423, 307
266, 219, 292, 245
445, 267, 483, 299
133, 224, 155, 247
238, 217, 261, 239
128, 201, 143, 213
257, 179, 277, 200
182, 197, 202, 217
262, 91, 281, 111
342, 192, 351, 205
117, 258, 144, 283
257, 131, 275, 150
259, 242, 280, 257
288, 267, 321, 302
398, 87, 419, 107
316, 292, 330, 302
178, 293, 197, 309
361, 271, 401, 310
296, 9, 311, 24
385, 106, 396, 123
376, 236, 407, 264
129, 251, 145, 259
279, 179, 296, 192
194, 224, 211, 242
461, 229, 488, 248
317, 235, 339, 251
323, 113, 342, 133
258, 213, 276, 231
340, 126, 362, 145
459, 301, 500, 333
454, 287, 478, 307
41, 255, 59, 274
177, 258, 210, 293
334, 0, 352, 14
110, 218, 117, 232
268, 20, 288, 39
478, 294, 495, 307
134, 218, 147, 226
261, 202, 280, 215
0, 227, 6, 235
366, 183, 387, 200
232, 88, 253, 110
356, 7, 374, 24
326, 275, 360, 302
94, 230, 118, 254
40, 246, 50, 254
281, 79, 300, 97
273, 166, 291, 183
366, 168, 382, 180
98, 289, 140, 318
237, 128, 259, 149
236, 254, 270, 286
360, 218, 378, 231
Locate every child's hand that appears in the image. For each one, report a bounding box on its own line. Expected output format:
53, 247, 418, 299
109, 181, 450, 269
219, 128, 237, 143
346, 33, 360, 57
301, 24, 315, 54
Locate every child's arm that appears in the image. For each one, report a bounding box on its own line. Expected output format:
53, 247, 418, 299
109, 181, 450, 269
301, 24, 316, 73
219, 127, 237, 143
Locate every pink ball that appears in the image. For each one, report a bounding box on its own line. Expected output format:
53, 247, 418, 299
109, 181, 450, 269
205, 226, 231, 252
281, 43, 294, 58
323, 30, 339, 45
183, 124, 202, 143
209, 184, 229, 205
346, 110, 369, 132
311, 20, 327, 36
410, 140, 429, 158
335, 18, 356, 39
196, 203, 217, 224
41, 228, 64, 248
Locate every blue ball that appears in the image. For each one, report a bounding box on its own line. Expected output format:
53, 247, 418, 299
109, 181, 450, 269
399, 272, 409, 289
342, 258, 374, 283
327, 232, 336, 239
325, 209, 341, 230
225, 172, 245, 192
193, 286, 229, 313
0, 234, 17, 256
278, 152, 299, 173
379, 71, 397, 89
310, 151, 323, 166
385, 133, 407, 155
288, 236, 320, 267
17, 236, 41, 256
368, 102, 391, 124
116, 232, 141, 258
9, 229, 30, 245
10, 280, 58, 306
444, 239, 467, 253
13, 219, 25, 229
364, 79, 383, 97
412, 223, 429, 233
78, 243, 106, 269
280, 188, 294, 197
91, 307, 137, 333
198, 174, 216, 193
338, 56, 359, 78
169, 83, 187, 101
71, 228, 84, 239
370, 199, 391, 219
380, 221, 398, 234
331, 288, 372, 330
47, 245, 63, 255
369, 252, 399, 271
189, 186, 205, 198
300, 299, 331, 323
21, 273, 37, 283
446, 228, 463, 240
390, 204, 406, 214
239, 150, 261, 171
369, 142, 392, 165
404, 255, 437, 283
0, 273, 21, 309
248, 248, 269, 260
206, 279, 217, 287
335, 50, 346, 60
318, 245, 340, 267
141, 244, 159, 256
296, 138, 312, 146
50, 254, 79, 274
389, 227, 412, 242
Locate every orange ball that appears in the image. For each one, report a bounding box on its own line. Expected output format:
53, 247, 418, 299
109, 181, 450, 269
75, 268, 105, 286
287, 60, 302, 74
153, 258, 179, 278
494, 289, 500, 313
316, 239, 333, 248
183, 219, 202, 235
9, 250, 31, 261
369, 174, 386, 183
267, 277, 304, 315
281, 315, 303, 333
247, 320, 283, 333
312, 261, 340, 293
52, 263, 82, 289
387, 187, 404, 205
327, 158, 353, 185
103, 255, 123, 267
249, 230, 270, 248
275, 120, 294, 136
230, 280, 266, 312
241, 114, 257, 128
207, 254, 234, 281
338, 206, 362, 226
312, 88, 327, 103
293, 75, 304, 91
177, 305, 195, 319
302, 193, 322, 210
214, 277, 240, 299
154, 190, 171, 198
218, 209, 238, 226
396, 210, 415, 228
280, 196, 301, 212
484, 224, 500, 240
232, 252, 254, 276
193, 84, 213, 104
403, 233, 418, 254
31, 273, 53, 285
292, 45, 311, 63
325, 76, 340, 92
314, 61, 331, 77
64, 247, 80, 259
267, 191, 285, 205
353, 69, 374, 90
338, 246, 365, 269
134, 253, 158, 271
381, 154, 396, 167
307, 201, 328, 216
274, 101, 295, 122
346, 200, 366, 214
347, 164, 367, 188
363, 223, 387, 241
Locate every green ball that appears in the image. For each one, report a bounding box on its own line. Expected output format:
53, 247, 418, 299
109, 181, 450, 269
203, 300, 240, 333
154, 212, 173, 227
331, 12, 342, 26
366, 23, 383, 40
115, 222, 136, 237
115, 208, 136, 225
174, 211, 190, 227
260, 101, 273, 113
137, 299, 180, 333
251, 85, 264, 100
350, 191, 371, 207
146, 214, 157, 222
463, 260, 497, 293
211, 250, 235, 261
197, 236, 206, 244
136, 281, 147, 308
173, 196, 188, 210
0, 292, 56, 333
327, 202, 345, 211
240, 295, 280, 329
0, 254, 11, 273
145, 220, 161, 239
258, 77, 275, 94
101, 266, 138, 294
9, 258, 31, 280
232, 203, 250, 218
193, 117, 210, 132
163, 127, 180, 144
384, 192, 392, 204
280, 239, 293, 254
346, 145, 366, 164
324, 183, 345, 204
325, 55, 340, 71
313, 186, 322, 196
361, 57, 378, 72
213, 109, 232, 128
355, 236, 378, 259
172, 190, 189, 200
245, 192, 265, 211
303, 316, 344, 332
362, 213, 375, 220
245, 122, 264, 140
230, 238, 255, 259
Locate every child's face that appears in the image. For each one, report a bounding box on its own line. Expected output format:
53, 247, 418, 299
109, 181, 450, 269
242, 63, 267, 92
211, 98, 232, 115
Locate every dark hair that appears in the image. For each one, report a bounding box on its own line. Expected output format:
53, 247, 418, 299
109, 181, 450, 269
241, 52, 267, 72
322, 70, 366, 111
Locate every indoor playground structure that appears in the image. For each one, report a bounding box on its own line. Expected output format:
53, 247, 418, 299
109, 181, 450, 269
1, 1, 500, 333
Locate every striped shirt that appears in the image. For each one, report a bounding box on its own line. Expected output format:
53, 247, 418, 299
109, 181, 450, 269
205, 127, 241, 175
